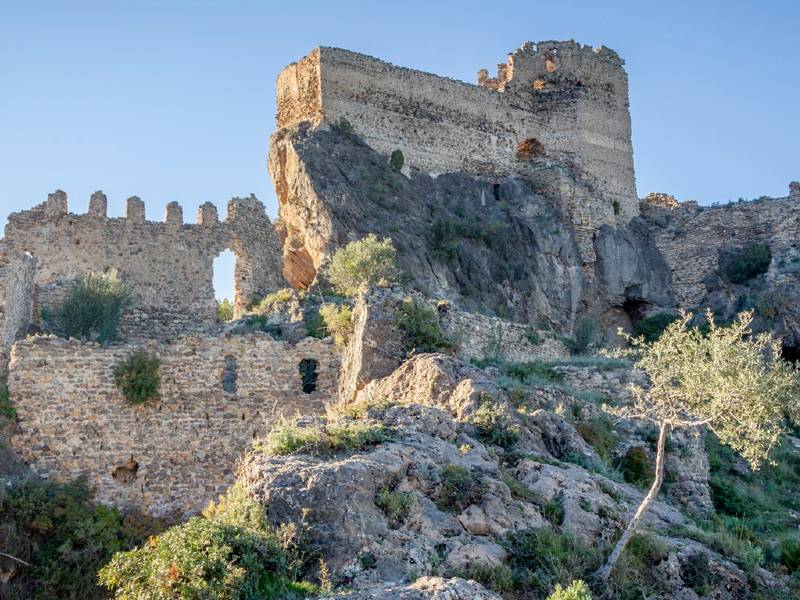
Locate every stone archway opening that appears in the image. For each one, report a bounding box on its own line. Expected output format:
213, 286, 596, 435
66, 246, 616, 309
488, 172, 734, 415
213, 249, 236, 321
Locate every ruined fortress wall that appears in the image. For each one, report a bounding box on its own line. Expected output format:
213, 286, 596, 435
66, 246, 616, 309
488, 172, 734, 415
2, 191, 285, 339
8, 333, 338, 516
643, 190, 800, 307
275, 43, 638, 261
0, 245, 36, 373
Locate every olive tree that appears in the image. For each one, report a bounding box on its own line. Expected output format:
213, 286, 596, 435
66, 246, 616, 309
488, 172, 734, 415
596, 310, 799, 579
326, 233, 397, 296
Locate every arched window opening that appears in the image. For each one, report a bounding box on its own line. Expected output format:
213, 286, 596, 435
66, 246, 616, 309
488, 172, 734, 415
299, 358, 319, 394
214, 249, 236, 321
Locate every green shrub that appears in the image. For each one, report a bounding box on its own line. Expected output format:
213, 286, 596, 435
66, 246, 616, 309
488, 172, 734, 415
429, 218, 459, 260
780, 535, 800, 573
302, 306, 326, 339
332, 117, 354, 138
543, 494, 565, 526
438, 465, 484, 512
326, 234, 397, 296
52, 271, 129, 342
250, 288, 296, 315
612, 200, 621, 216
470, 400, 519, 450
1, 477, 162, 600
620, 446, 653, 488
503, 360, 563, 385
575, 416, 616, 460
99, 485, 317, 599
720, 243, 772, 284
318, 303, 352, 346
455, 563, 515, 593
0, 382, 15, 420
390, 149, 404, 171
112, 350, 161, 405
524, 326, 544, 346
502, 528, 602, 597
395, 297, 454, 354
681, 552, 717, 595
258, 419, 392, 456
565, 318, 594, 355
607, 534, 670, 599
632, 313, 678, 342
217, 298, 234, 321
375, 488, 413, 526
547, 580, 592, 600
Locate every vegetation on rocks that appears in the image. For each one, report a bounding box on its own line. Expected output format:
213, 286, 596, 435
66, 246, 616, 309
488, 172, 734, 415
395, 296, 455, 354
318, 303, 352, 346
112, 350, 161, 405
257, 419, 392, 456
631, 312, 678, 342
375, 486, 413, 526
469, 398, 520, 450
0, 477, 163, 600
99, 484, 318, 599
720, 242, 772, 283
437, 465, 484, 512
326, 234, 397, 296
0, 381, 15, 420
51, 270, 129, 342
597, 309, 800, 579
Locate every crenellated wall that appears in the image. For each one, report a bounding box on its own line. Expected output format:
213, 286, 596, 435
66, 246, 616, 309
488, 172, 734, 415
7, 332, 339, 516
1, 190, 285, 340
275, 41, 638, 260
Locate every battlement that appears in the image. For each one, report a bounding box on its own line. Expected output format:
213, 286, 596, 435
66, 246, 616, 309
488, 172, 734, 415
275, 41, 639, 245
1, 190, 285, 340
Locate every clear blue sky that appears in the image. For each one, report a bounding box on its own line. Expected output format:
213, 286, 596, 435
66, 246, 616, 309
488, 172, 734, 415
1, 1, 798, 300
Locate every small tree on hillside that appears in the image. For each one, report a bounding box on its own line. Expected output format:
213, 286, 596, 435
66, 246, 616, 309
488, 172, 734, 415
596, 310, 799, 580
326, 234, 397, 296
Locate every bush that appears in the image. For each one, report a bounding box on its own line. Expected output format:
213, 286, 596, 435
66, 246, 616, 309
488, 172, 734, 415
524, 326, 544, 346
780, 535, 800, 573
390, 149, 404, 171
632, 313, 678, 342
612, 200, 621, 216
52, 271, 129, 342
543, 494, 565, 526
620, 446, 653, 488
720, 243, 772, 284
470, 401, 519, 450
99, 485, 317, 599
502, 528, 602, 597
455, 563, 515, 593
250, 288, 296, 315
503, 360, 563, 385
438, 465, 484, 512
326, 234, 397, 296
565, 318, 594, 355
681, 552, 716, 595
0, 382, 15, 420
318, 303, 352, 346
395, 297, 454, 354
575, 416, 616, 460
217, 298, 234, 321
608, 534, 670, 598
258, 419, 392, 456
375, 487, 413, 526
548, 580, 592, 600
1, 477, 162, 600
112, 350, 161, 405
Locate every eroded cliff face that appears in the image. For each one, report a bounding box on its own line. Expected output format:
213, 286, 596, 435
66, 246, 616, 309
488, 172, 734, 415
268, 121, 674, 334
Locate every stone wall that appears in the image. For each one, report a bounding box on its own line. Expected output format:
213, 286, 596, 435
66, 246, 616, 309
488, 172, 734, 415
642, 185, 800, 309
2, 190, 285, 340
275, 41, 639, 260
7, 333, 339, 516
0, 244, 36, 374
440, 305, 568, 363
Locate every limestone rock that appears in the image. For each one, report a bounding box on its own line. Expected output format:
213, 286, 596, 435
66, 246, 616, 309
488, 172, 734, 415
317, 576, 502, 600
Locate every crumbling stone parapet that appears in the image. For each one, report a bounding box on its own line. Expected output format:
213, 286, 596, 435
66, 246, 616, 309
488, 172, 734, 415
88, 190, 108, 217
790, 181, 800, 199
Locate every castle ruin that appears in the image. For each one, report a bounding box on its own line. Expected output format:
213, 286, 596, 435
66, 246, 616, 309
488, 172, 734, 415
276, 42, 638, 258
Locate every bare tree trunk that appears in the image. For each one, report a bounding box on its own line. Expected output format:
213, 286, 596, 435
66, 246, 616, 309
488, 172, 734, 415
594, 420, 671, 581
